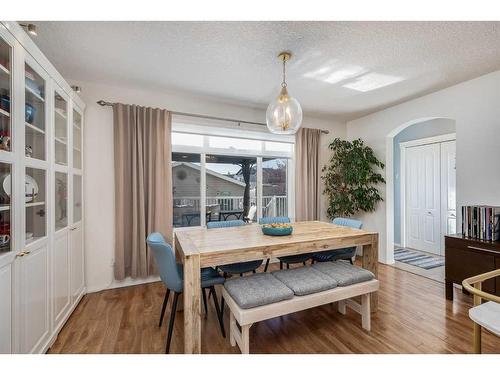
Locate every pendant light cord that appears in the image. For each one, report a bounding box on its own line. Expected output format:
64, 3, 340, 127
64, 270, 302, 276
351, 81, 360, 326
281, 56, 287, 88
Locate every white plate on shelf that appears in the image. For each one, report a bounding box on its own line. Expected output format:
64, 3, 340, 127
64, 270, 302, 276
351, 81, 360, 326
0, 174, 39, 203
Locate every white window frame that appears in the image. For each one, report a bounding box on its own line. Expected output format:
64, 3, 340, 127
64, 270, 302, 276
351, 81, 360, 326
171, 120, 295, 227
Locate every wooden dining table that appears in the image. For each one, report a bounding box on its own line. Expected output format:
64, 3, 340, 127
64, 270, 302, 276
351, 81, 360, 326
174, 220, 379, 354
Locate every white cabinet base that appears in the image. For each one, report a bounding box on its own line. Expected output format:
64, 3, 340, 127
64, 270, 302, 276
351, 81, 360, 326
0, 262, 13, 353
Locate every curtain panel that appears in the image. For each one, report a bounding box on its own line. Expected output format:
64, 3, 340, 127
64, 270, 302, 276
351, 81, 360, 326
295, 128, 321, 221
113, 103, 173, 280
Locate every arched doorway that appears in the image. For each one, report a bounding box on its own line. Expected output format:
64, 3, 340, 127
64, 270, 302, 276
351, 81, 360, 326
384, 117, 456, 264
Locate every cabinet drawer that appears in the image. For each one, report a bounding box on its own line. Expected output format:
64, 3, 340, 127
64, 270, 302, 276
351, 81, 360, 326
445, 246, 496, 293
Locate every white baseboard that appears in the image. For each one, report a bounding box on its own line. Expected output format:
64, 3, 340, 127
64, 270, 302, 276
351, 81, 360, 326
109, 275, 161, 289
87, 275, 161, 293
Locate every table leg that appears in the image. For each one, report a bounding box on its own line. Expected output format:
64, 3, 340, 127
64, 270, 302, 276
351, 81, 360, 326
445, 281, 454, 300
362, 233, 379, 312
183, 254, 201, 354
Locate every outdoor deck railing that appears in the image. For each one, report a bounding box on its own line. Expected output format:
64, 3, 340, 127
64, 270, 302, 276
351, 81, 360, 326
173, 195, 288, 218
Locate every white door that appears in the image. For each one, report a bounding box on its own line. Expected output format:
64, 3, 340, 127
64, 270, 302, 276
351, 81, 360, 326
405, 143, 441, 254
53, 232, 71, 328
440, 141, 457, 249
19, 243, 50, 353
70, 225, 84, 300
0, 259, 14, 353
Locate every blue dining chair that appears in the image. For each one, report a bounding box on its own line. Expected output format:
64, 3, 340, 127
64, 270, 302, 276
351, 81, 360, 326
146, 232, 226, 353
259, 217, 311, 271
206, 220, 264, 276
207, 219, 265, 321
312, 217, 363, 264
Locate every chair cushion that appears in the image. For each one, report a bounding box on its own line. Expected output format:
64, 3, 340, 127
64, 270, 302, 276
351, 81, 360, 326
278, 253, 312, 264
219, 260, 263, 275
312, 247, 356, 262
224, 273, 294, 309
272, 266, 338, 296
175, 265, 225, 289
201, 267, 226, 288
313, 261, 374, 286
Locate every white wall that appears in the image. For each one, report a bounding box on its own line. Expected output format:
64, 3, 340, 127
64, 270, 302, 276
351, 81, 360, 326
347, 70, 500, 263
75, 80, 345, 292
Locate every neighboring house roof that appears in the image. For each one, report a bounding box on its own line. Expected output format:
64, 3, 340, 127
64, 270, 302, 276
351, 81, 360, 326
172, 161, 246, 187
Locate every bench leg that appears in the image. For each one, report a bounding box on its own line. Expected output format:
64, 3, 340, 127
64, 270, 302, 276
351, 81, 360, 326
229, 311, 236, 347
229, 314, 252, 354
361, 293, 371, 331
338, 300, 346, 315
241, 325, 250, 354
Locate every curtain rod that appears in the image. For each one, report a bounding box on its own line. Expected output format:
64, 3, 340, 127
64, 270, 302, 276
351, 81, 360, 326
96, 100, 330, 134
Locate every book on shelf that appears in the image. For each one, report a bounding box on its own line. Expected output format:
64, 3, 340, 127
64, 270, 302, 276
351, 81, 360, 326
461, 205, 500, 241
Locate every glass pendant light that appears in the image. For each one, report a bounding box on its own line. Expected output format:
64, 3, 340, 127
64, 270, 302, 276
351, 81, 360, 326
266, 51, 303, 134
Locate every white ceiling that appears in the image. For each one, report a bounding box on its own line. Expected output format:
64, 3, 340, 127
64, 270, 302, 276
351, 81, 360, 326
30, 21, 500, 120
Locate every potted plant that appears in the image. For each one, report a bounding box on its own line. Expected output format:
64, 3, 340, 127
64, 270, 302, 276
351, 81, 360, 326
322, 138, 385, 219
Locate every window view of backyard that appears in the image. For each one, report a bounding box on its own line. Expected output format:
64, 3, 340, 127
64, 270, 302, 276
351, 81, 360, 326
172, 131, 292, 227
206, 155, 257, 222
262, 158, 288, 218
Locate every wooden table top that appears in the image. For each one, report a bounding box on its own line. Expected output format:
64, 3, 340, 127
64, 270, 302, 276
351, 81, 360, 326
175, 221, 377, 265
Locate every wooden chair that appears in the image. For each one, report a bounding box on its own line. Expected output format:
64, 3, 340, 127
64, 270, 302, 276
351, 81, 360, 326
462, 269, 500, 354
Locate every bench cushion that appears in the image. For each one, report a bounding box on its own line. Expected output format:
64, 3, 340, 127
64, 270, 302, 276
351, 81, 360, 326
313, 261, 374, 286
272, 266, 338, 296
224, 273, 294, 309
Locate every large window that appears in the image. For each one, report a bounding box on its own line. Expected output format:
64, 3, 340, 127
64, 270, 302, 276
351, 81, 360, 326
171, 125, 293, 227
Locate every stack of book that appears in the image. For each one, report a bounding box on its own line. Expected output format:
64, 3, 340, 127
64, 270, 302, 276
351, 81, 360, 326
461, 206, 500, 241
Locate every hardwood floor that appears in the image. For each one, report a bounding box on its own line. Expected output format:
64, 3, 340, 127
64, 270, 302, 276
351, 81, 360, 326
48, 261, 499, 354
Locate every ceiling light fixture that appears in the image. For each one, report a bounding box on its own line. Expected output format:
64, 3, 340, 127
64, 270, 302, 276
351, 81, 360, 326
19, 23, 37, 37
266, 51, 302, 135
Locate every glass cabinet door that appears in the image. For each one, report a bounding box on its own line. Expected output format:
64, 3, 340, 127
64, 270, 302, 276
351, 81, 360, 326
25, 63, 46, 161
73, 174, 82, 223
26, 168, 46, 244
0, 35, 12, 152
0, 163, 11, 253
54, 92, 68, 166
55, 172, 68, 231
73, 109, 82, 170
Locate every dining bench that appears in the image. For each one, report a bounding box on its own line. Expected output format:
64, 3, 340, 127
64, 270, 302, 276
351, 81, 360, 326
221, 261, 379, 354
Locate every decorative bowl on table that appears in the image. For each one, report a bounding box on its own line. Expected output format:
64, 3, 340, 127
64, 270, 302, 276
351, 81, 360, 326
261, 223, 293, 236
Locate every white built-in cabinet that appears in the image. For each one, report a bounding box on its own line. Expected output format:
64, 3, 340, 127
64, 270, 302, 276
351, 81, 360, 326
0, 21, 85, 353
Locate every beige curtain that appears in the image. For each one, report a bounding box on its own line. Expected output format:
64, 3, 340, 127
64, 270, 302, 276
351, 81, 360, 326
113, 103, 172, 280
295, 128, 321, 221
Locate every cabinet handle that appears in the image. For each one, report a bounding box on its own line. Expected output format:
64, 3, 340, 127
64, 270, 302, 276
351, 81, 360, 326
70, 227, 77, 231
467, 245, 499, 255
24, 250, 31, 255
16, 251, 26, 258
